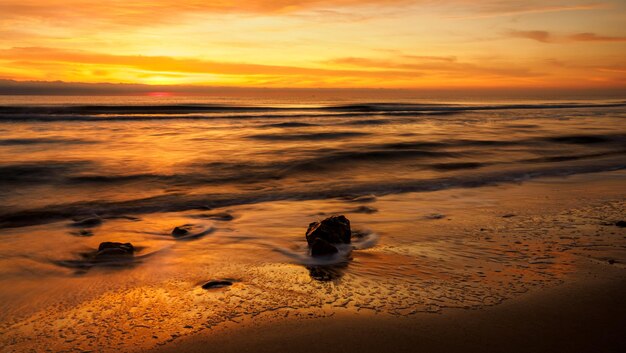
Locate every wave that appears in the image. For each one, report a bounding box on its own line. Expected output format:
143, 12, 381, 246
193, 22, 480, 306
1, 133, 623, 187
0, 161, 623, 229
1, 101, 624, 122
248, 131, 370, 141
0, 138, 94, 146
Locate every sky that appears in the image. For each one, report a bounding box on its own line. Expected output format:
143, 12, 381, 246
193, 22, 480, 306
0, 0, 625, 90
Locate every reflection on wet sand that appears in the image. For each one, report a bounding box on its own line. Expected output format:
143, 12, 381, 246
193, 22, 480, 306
0, 171, 624, 352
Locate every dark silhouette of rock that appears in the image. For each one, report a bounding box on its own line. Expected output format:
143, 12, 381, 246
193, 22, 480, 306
310, 238, 339, 256
306, 215, 351, 247
616, 220, 626, 228
95, 242, 134, 259
172, 225, 192, 237
202, 280, 233, 289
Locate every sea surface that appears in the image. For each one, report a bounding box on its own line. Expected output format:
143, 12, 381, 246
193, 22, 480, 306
0, 96, 624, 226
0, 95, 625, 352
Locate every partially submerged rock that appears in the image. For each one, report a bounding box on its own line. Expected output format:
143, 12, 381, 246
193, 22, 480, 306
310, 238, 339, 256
94, 242, 135, 259
202, 280, 233, 289
306, 215, 351, 256
172, 225, 193, 237
616, 220, 626, 228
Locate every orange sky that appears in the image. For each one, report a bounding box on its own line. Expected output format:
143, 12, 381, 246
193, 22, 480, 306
0, 0, 625, 89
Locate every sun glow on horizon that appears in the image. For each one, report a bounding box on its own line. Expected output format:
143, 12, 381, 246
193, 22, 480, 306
0, 0, 624, 90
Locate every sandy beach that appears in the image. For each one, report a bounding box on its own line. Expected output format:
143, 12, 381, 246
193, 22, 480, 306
150, 263, 626, 353
146, 171, 626, 353
0, 99, 625, 353
2, 168, 624, 353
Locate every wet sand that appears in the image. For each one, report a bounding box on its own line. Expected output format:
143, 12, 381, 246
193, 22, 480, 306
150, 262, 626, 353
1, 171, 625, 352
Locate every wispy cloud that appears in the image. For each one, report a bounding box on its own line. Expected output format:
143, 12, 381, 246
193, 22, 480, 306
507, 30, 553, 43
0, 47, 419, 79
568, 32, 626, 42
507, 29, 626, 43
448, 2, 609, 19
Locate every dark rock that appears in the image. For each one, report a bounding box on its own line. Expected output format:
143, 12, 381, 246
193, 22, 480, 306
172, 225, 193, 237
201, 280, 233, 289
306, 215, 351, 247
502, 214, 516, 218
616, 220, 626, 228
70, 216, 102, 228
608, 259, 616, 265
310, 238, 339, 256
95, 242, 134, 258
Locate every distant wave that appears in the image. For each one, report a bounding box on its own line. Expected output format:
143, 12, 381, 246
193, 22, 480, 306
248, 131, 370, 141
0, 101, 624, 121
0, 138, 94, 146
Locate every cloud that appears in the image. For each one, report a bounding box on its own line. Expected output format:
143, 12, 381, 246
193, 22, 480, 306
0, 1, 612, 27
0, 0, 413, 26
0, 47, 420, 79
507, 29, 626, 43
325, 55, 541, 78
507, 30, 553, 43
447, 2, 609, 19
568, 32, 626, 42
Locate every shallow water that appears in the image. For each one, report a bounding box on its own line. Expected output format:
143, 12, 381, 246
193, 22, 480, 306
0, 96, 625, 352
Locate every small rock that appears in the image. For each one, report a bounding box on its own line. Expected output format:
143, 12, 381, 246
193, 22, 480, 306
608, 259, 616, 265
306, 215, 351, 246
502, 214, 516, 218
172, 225, 193, 237
616, 220, 626, 228
310, 238, 339, 256
95, 242, 134, 259
201, 280, 233, 289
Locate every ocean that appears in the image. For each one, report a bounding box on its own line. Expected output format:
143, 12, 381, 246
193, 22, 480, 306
0, 95, 625, 351
0, 96, 624, 227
